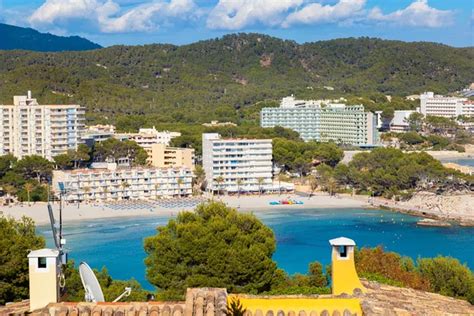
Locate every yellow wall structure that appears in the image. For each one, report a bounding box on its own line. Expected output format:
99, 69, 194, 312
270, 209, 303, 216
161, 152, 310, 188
228, 296, 362, 315
330, 238, 365, 296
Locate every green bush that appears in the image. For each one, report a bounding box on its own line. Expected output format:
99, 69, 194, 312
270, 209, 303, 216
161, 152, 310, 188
417, 257, 474, 304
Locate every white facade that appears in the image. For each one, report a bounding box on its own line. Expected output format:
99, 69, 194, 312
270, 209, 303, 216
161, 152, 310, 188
389, 110, 416, 133
202, 133, 277, 193
419, 92, 473, 118
52, 164, 192, 202
261, 97, 378, 146
0, 92, 85, 160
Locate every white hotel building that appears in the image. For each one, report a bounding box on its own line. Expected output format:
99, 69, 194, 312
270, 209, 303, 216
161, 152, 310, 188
52, 163, 192, 202
261, 96, 378, 146
419, 92, 473, 118
0, 92, 85, 160
203, 133, 287, 194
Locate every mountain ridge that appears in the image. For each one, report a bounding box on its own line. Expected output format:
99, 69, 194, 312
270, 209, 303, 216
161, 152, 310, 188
0, 23, 101, 52
0, 33, 472, 125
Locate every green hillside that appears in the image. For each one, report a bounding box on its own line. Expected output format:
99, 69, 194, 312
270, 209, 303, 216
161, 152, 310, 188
0, 23, 101, 52
0, 34, 472, 126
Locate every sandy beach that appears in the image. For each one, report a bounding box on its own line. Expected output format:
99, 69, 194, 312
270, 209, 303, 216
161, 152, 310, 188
2, 191, 472, 226
0, 193, 369, 225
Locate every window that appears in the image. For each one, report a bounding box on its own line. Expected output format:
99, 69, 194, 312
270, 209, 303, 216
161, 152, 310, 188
38, 257, 47, 268
339, 245, 347, 258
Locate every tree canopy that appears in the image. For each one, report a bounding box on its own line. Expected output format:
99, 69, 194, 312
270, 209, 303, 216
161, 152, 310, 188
0, 216, 45, 305
144, 202, 277, 295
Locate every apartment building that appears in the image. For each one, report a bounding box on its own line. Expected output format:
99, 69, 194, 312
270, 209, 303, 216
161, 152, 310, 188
149, 143, 195, 169
52, 163, 192, 202
115, 127, 181, 159
0, 91, 85, 160
419, 92, 473, 118
203, 133, 284, 194
261, 96, 378, 146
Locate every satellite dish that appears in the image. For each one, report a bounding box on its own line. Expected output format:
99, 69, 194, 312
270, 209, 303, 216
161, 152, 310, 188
79, 262, 132, 303
79, 262, 105, 302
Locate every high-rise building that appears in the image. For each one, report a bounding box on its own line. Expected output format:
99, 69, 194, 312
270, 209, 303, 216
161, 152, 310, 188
202, 133, 281, 194
419, 92, 473, 118
149, 143, 195, 169
261, 96, 378, 146
0, 91, 85, 160
52, 163, 192, 202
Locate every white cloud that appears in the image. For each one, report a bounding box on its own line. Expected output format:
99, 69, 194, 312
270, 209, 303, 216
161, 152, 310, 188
206, 0, 303, 30
29, 0, 197, 33
283, 0, 366, 27
368, 0, 453, 28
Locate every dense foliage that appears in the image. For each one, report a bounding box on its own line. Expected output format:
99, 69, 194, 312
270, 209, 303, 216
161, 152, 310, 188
0, 23, 101, 52
356, 246, 474, 304
0, 34, 471, 126
144, 202, 278, 296
0, 216, 45, 305
323, 148, 473, 197
0, 154, 52, 203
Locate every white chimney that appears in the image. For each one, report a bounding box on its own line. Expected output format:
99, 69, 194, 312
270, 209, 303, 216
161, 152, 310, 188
27, 90, 32, 99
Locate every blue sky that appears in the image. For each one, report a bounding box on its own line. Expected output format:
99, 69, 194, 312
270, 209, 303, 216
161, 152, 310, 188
0, 0, 472, 47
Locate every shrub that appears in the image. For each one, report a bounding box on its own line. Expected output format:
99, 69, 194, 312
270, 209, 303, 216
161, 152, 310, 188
417, 256, 474, 304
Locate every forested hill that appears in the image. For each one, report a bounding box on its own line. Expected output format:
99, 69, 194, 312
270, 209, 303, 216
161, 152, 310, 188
0, 33, 472, 124
0, 23, 101, 52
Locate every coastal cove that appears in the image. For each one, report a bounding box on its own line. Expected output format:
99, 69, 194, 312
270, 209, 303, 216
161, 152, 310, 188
37, 207, 474, 291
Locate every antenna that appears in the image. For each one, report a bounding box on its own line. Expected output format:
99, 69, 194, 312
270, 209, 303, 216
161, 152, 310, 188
79, 262, 131, 303
47, 204, 61, 250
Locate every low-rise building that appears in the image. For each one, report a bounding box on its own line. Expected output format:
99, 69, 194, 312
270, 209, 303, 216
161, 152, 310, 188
115, 127, 181, 159
389, 110, 416, 133
203, 133, 278, 194
149, 143, 195, 169
52, 163, 192, 202
419, 92, 473, 118
0, 91, 85, 160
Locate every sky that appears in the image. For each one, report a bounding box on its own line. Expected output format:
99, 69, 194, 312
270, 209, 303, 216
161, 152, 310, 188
0, 0, 472, 47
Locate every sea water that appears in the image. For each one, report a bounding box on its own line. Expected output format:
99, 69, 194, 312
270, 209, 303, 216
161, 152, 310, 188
37, 208, 474, 290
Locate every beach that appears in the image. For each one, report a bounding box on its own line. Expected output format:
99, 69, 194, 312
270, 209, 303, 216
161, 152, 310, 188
0, 193, 369, 225
2, 190, 473, 226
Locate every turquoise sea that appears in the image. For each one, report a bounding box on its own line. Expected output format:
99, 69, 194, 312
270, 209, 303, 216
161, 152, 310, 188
441, 158, 474, 167
38, 208, 474, 290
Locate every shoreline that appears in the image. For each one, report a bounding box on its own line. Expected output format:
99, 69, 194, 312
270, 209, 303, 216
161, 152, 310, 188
2, 192, 473, 227
1, 193, 370, 226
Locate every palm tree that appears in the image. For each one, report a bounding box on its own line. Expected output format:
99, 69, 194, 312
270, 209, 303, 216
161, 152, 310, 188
154, 183, 161, 200
83, 186, 91, 202
327, 177, 337, 197
177, 178, 184, 198
102, 187, 109, 200
121, 181, 130, 198
24, 182, 34, 206
236, 178, 243, 198
308, 175, 318, 199
215, 176, 224, 196
257, 177, 265, 196
277, 173, 287, 196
